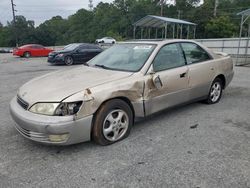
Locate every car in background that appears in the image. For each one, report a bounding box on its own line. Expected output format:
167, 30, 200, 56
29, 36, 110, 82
95, 37, 116, 44
10, 40, 234, 146
0, 48, 13, 53
13, 44, 53, 58
47, 43, 103, 65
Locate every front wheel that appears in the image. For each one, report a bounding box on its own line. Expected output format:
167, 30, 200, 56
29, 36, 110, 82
92, 99, 133, 145
206, 78, 223, 104
64, 56, 74, 65
23, 52, 31, 58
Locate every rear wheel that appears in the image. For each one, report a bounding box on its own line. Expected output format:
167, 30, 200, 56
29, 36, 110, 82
92, 99, 133, 145
23, 52, 31, 58
206, 78, 223, 104
64, 56, 74, 65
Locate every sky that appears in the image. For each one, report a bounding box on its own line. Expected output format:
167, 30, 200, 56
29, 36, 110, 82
0, 0, 114, 26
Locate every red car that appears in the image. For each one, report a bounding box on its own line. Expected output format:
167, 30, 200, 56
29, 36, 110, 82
13, 44, 53, 58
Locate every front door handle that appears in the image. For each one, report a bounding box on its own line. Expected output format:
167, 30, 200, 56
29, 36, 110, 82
180, 72, 187, 78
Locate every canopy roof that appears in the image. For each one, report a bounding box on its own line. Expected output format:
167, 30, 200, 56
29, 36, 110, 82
237, 8, 250, 16
133, 15, 196, 28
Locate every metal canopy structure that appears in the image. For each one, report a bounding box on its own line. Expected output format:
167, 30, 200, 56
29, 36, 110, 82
236, 9, 250, 65
133, 15, 197, 40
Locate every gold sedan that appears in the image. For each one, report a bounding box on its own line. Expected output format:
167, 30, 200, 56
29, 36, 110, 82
10, 40, 234, 145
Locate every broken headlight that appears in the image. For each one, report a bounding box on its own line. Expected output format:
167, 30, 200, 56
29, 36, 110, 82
54, 101, 83, 116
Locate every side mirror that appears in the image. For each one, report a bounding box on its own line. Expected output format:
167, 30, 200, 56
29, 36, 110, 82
153, 75, 163, 89
148, 64, 163, 89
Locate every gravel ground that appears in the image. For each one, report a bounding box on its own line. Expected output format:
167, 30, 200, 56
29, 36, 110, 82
0, 53, 250, 188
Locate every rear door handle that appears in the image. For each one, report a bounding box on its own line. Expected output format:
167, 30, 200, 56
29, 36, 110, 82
180, 72, 187, 78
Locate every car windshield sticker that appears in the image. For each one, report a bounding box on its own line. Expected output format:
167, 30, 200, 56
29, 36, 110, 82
134, 45, 152, 50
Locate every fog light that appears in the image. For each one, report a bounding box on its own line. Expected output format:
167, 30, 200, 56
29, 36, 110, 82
49, 134, 69, 142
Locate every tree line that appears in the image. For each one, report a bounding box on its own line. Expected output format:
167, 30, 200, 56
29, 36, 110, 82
0, 0, 250, 47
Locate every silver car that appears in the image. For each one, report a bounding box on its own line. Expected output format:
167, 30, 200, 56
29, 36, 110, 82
10, 40, 234, 145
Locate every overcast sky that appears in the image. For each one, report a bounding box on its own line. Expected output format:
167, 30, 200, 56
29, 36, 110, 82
0, 0, 114, 26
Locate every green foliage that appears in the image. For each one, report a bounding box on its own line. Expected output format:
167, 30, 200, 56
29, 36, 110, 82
0, 0, 250, 47
205, 16, 237, 38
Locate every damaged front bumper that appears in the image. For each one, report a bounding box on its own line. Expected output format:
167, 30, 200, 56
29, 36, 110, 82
9, 97, 93, 145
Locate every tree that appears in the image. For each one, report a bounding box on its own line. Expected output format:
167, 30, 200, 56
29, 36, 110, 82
36, 16, 68, 46
205, 16, 237, 38
6, 15, 36, 46
65, 9, 94, 43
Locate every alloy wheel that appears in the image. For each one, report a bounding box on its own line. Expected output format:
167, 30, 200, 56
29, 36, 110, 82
210, 82, 222, 103
102, 109, 129, 142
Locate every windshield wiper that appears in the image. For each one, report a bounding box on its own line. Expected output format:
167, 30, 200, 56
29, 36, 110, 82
94, 64, 112, 70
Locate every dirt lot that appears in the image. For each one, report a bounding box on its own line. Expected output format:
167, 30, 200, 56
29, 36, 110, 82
0, 53, 250, 188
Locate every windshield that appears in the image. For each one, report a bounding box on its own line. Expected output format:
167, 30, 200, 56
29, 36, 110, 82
88, 43, 156, 72
63, 43, 81, 51
19, 45, 31, 48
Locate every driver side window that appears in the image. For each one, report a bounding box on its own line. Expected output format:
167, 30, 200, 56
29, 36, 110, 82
78, 46, 87, 53
153, 43, 186, 72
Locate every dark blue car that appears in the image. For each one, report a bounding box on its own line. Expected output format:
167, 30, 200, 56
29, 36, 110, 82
48, 43, 103, 65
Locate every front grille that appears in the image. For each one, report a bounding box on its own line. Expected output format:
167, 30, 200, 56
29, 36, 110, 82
17, 95, 29, 110
15, 124, 49, 142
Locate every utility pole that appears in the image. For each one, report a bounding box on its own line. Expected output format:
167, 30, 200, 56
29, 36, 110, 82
214, 0, 219, 17
88, 0, 93, 11
11, 0, 18, 47
160, 0, 164, 16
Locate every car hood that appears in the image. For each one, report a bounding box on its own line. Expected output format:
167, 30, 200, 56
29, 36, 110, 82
18, 66, 133, 105
50, 50, 72, 55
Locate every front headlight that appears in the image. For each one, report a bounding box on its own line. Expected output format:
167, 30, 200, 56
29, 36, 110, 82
29, 103, 60, 116
56, 53, 64, 58
29, 101, 82, 116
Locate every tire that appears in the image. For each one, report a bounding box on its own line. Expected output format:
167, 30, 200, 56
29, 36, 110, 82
205, 78, 223, 104
92, 99, 133, 145
112, 41, 115, 44
23, 52, 31, 58
64, 56, 74, 65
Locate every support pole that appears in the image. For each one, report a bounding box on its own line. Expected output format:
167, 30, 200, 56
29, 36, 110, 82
155, 28, 158, 39
177, 24, 179, 39
193, 26, 196, 39
187, 25, 190, 39
165, 23, 168, 39
141, 28, 143, 39
173, 24, 175, 39
244, 23, 250, 64
180, 24, 183, 39
237, 15, 244, 65
133, 26, 136, 39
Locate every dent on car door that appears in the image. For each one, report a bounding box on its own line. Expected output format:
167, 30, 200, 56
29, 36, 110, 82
181, 42, 216, 99
144, 43, 189, 115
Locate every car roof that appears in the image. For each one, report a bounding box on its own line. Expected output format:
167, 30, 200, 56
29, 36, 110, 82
20, 44, 43, 48
120, 39, 198, 45
66, 43, 101, 49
